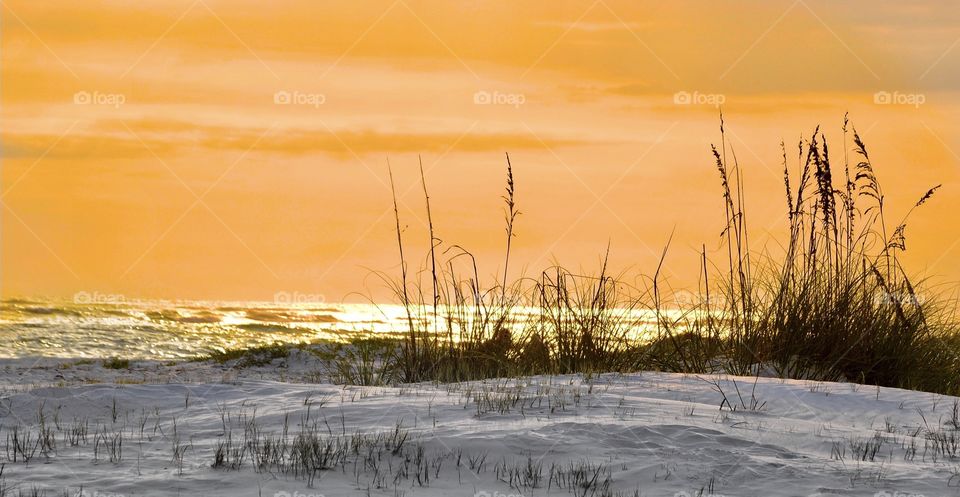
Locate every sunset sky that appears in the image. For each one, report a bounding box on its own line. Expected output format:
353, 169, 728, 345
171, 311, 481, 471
2, 0, 959, 302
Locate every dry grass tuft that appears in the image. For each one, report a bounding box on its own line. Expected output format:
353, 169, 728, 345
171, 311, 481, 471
367, 115, 960, 394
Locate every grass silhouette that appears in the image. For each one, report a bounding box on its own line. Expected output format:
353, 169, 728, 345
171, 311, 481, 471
365, 114, 960, 394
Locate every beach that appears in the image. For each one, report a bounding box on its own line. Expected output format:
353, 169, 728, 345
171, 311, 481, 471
0, 355, 954, 496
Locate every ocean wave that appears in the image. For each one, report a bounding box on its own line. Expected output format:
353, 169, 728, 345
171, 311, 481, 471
244, 309, 338, 323
236, 323, 306, 333
22, 306, 84, 317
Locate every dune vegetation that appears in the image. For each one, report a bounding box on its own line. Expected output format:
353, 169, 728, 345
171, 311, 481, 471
353, 115, 960, 395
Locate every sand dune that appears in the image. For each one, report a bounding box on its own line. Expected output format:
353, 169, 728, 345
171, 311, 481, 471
0, 360, 953, 496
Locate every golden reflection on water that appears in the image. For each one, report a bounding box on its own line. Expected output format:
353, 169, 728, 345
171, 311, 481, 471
0, 299, 680, 359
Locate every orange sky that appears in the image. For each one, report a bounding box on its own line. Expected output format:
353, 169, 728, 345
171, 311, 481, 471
2, 0, 959, 302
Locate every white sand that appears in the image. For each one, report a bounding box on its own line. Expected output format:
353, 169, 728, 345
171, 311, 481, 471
0, 356, 955, 497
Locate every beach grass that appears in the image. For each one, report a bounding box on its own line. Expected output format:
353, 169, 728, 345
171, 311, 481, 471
196, 343, 290, 367
101, 357, 131, 370
369, 115, 960, 394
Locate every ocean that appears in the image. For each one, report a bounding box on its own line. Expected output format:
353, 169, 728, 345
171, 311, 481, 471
0, 298, 416, 359
0, 297, 665, 360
